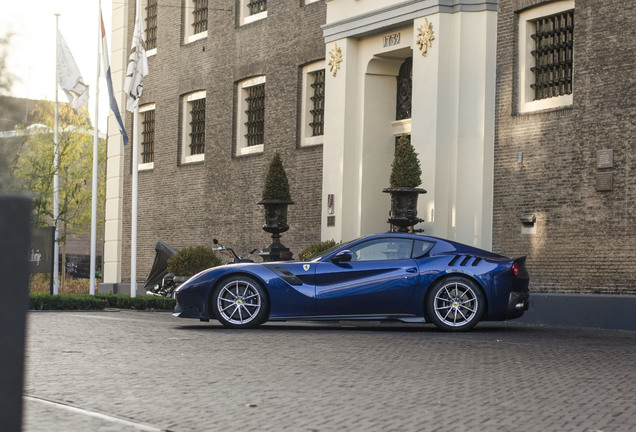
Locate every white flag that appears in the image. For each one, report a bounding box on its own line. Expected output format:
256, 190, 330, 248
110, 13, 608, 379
124, 0, 148, 112
56, 29, 89, 112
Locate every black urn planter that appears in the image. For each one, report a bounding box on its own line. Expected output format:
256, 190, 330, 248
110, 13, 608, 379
258, 199, 294, 261
382, 187, 427, 232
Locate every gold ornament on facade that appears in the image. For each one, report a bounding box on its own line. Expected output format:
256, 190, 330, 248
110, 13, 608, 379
328, 43, 343, 77
417, 18, 435, 57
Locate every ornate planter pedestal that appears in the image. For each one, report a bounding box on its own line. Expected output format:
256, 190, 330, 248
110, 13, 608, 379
382, 187, 427, 232
258, 199, 294, 261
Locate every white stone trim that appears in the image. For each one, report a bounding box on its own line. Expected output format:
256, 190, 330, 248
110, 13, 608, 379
301, 61, 326, 147
181, 91, 206, 164
240, 2, 267, 26
518, 0, 575, 114
137, 104, 155, 171
236, 76, 266, 156
183, 0, 208, 44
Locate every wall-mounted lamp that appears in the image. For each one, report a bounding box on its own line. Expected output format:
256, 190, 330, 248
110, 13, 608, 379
520, 213, 536, 226
517, 152, 524, 163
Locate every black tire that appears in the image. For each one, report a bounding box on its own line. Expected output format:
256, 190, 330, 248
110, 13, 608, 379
425, 276, 485, 332
211, 275, 269, 328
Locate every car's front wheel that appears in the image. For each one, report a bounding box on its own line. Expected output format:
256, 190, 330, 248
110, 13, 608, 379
426, 276, 484, 331
211, 276, 269, 328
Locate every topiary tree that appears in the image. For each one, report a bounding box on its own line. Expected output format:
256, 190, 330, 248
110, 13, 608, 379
262, 152, 292, 201
167, 246, 222, 277
389, 134, 422, 188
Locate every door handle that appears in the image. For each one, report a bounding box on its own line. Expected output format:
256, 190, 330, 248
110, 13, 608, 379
406, 267, 417, 273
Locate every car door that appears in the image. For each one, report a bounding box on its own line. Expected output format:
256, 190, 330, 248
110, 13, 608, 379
314, 238, 419, 316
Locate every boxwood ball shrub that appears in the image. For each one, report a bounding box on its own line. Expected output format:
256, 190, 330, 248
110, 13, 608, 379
167, 246, 222, 277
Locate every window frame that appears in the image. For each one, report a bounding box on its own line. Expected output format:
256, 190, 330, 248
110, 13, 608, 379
300, 61, 326, 147
181, 91, 206, 164
518, 0, 574, 114
138, 103, 155, 171
236, 76, 266, 156
240, 0, 267, 26
143, 0, 158, 56
184, 0, 208, 44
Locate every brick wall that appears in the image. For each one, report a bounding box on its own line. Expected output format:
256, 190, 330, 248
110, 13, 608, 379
493, 0, 636, 294
121, 0, 326, 281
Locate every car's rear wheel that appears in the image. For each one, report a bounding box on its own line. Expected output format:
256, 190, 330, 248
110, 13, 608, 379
426, 276, 484, 331
211, 276, 269, 328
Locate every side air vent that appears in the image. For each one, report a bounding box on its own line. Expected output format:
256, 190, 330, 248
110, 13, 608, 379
449, 255, 482, 267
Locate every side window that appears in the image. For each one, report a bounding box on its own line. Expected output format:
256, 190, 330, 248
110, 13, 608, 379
413, 240, 434, 258
349, 239, 413, 262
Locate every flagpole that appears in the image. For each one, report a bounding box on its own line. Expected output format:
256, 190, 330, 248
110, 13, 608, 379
90, 0, 101, 295
126, 0, 147, 298
53, 14, 60, 295
131, 105, 138, 298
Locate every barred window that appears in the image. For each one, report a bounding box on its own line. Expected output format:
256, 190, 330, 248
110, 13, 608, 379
192, 0, 208, 34
144, 0, 157, 51
309, 69, 325, 137
189, 98, 205, 155
141, 109, 155, 164
248, 0, 267, 16
245, 84, 265, 147
181, 91, 206, 163
396, 57, 412, 120
530, 10, 573, 100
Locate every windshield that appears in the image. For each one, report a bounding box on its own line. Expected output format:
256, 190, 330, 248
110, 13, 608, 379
308, 239, 356, 261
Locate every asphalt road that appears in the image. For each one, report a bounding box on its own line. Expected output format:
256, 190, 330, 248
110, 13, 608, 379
23, 311, 636, 432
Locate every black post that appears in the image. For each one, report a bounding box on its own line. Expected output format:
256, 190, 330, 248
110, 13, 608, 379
0, 195, 31, 432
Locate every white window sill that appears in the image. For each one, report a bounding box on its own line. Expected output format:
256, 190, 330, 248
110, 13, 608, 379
243, 11, 267, 26
237, 144, 264, 156
138, 162, 154, 171
182, 154, 205, 164
303, 136, 324, 147
186, 31, 207, 45
519, 94, 573, 114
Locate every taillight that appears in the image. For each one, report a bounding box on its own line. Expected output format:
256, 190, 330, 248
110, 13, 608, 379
511, 262, 519, 276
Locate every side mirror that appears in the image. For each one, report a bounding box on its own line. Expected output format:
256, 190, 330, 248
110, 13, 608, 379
331, 250, 353, 263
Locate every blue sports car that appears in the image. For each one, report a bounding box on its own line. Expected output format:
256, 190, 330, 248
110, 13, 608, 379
173, 233, 530, 331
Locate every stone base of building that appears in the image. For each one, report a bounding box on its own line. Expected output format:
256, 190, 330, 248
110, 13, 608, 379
514, 293, 636, 331
98, 283, 145, 297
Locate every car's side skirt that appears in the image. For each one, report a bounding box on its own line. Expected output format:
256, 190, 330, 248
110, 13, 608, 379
268, 314, 426, 323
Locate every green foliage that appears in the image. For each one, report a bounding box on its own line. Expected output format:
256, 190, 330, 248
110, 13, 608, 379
299, 239, 338, 260
389, 134, 422, 188
13, 101, 105, 236
29, 293, 176, 311
167, 246, 222, 276
262, 152, 292, 201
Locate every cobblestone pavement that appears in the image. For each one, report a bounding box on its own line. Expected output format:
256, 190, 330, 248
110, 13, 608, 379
23, 311, 636, 432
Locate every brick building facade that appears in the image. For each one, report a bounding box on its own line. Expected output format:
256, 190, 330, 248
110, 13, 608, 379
114, 0, 327, 281
493, 0, 635, 294
104, 0, 634, 302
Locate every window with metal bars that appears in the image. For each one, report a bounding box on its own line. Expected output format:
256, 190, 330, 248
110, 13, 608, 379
247, 0, 266, 15
145, 0, 157, 50
396, 57, 412, 120
530, 10, 573, 100
309, 69, 325, 137
244, 84, 265, 146
189, 98, 205, 155
192, 0, 208, 34
141, 109, 155, 164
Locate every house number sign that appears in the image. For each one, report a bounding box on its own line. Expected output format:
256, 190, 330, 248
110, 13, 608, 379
383, 33, 401, 48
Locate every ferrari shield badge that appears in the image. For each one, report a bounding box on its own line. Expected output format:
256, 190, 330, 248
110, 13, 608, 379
303, 264, 310, 271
